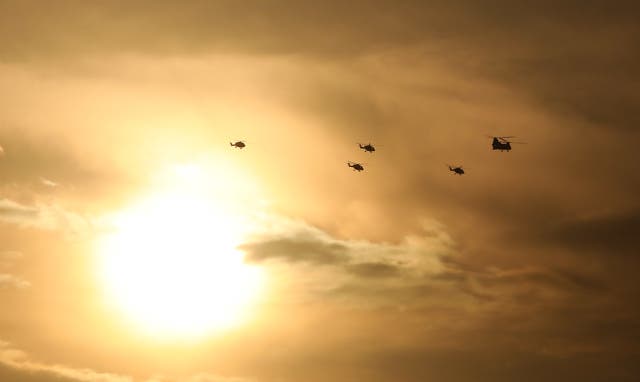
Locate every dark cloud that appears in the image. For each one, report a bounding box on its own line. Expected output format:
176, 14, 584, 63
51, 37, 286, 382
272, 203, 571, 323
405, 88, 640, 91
2, 0, 638, 135
354, 346, 640, 382
470, 267, 607, 295
240, 236, 348, 265
534, 209, 640, 255
345, 262, 400, 278
0, 0, 432, 59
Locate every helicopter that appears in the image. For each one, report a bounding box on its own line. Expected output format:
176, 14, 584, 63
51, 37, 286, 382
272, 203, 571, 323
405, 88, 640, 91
358, 143, 376, 153
347, 161, 365, 172
230, 141, 246, 149
489, 136, 525, 152
447, 165, 465, 175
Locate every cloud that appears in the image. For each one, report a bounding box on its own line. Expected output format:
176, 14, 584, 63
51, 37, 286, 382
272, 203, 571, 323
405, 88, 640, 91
0, 274, 29, 289
0, 250, 22, 261
0, 340, 255, 382
0, 340, 131, 382
240, 216, 447, 279
39, 178, 59, 188
345, 262, 401, 278
240, 236, 348, 265
532, 209, 640, 256
239, 215, 607, 311
1, 0, 637, 134
0, 250, 28, 289
2, 0, 637, 136
182, 374, 255, 382
0, 130, 101, 190
242, 214, 610, 297
146, 375, 254, 382
0, 198, 89, 234
237, 216, 627, 369
0, 199, 38, 221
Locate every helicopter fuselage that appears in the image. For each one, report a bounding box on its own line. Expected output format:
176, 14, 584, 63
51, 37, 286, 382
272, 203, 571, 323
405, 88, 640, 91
348, 162, 364, 171
492, 138, 511, 151
359, 144, 375, 152
447, 165, 464, 175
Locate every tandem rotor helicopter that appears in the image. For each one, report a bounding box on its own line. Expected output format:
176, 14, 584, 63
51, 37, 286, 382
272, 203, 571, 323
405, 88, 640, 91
488, 136, 525, 152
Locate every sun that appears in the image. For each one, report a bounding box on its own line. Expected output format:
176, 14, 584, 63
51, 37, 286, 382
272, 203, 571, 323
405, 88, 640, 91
96, 164, 264, 339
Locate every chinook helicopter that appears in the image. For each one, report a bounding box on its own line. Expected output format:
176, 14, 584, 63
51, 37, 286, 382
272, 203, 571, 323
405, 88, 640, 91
489, 136, 525, 152
230, 141, 246, 149
447, 165, 465, 175
358, 143, 376, 153
347, 161, 365, 172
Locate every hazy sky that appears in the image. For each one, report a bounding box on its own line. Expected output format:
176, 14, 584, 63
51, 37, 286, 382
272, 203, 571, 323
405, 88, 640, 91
1, 1, 639, 381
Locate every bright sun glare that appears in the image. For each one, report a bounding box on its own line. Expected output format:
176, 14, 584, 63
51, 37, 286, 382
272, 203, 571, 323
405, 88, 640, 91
97, 163, 264, 339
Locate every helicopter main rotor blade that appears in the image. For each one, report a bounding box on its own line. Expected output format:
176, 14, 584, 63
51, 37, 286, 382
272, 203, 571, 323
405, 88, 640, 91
485, 136, 517, 141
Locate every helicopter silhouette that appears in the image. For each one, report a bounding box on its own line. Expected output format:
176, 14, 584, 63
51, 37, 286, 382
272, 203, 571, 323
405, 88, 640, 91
358, 143, 376, 153
447, 165, 465, 175
230, 141, 246, 149
489, 136, 525, 152
347, 161, 365, 172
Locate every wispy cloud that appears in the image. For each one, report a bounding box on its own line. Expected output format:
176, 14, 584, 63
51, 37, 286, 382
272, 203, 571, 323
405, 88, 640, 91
0, 198, 38, 221
182, 374, 255, 382
39, 177, 59, 188
0, 274, 29, 289
0, 250, 29, 289
0, 340, 131, 382
0, 250, 22, 261
0, 198, 89, 234
0, 340, 255, 382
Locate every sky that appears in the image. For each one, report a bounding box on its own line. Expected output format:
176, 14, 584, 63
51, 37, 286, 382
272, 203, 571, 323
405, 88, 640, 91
1, 1, 640, 381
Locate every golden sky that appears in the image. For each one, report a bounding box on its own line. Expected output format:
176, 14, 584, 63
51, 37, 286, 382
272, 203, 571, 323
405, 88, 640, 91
1, 1, 640, 381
